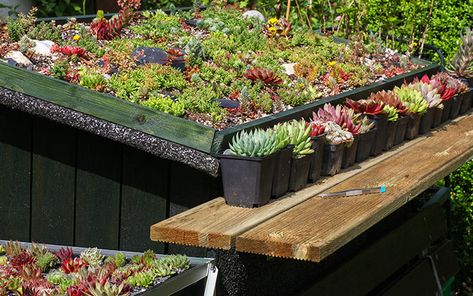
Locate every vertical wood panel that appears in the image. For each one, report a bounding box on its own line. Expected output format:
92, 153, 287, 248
75, 132, 121, 249
0, 106, 32, 241
120, 147, 168, 252
31, 118, 76, 245
168, 162, 222, 256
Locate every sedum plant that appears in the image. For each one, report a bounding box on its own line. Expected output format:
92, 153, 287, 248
393, 86, 428, 115
228, 128, 280, 157
448, 28, 473, 79
286, 119, 314, 158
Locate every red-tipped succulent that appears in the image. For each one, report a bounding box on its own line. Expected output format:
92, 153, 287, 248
56, 247, 73, 262
345, 99, 384, 115
307, 122, 325, 137
51, 45, 86, 57
244, 68, 283, 85
91, 11, 123, 40
61, 258, 88, 274
312, 103, 361, 135
369, 90, 408, 115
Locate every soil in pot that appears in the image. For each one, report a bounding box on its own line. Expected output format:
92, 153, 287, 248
220, 153, 277, 208
460, 89, 473, 114
271, 146, 294, 198
432, 106, 443, 128
440, 99, 453, 123
394, 116, 409, 146
419, 107, 435, 134
369, 113, 388, 156
288, 154, 312, 192
322, 143, 345, 176
356, 128, 376, 162
308, 135, 325, 183
342, 135, 359, 169
405, 113, 421, 140
449, 94, 463, 119
384, 120, 397, 151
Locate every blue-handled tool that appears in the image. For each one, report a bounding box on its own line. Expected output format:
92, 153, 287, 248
319, 186, 386, 198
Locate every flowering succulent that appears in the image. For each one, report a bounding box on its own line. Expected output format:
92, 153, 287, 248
228, 128, 279, 157
448, 28, 473, 79
323, 122, 354, 146
244, 68, 283, 85
369, 90, 409, 115
286, 119, 314, 157
264, 18, 292, 37
393, 86, 428, 114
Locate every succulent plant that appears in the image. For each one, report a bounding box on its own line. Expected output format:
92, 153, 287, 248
0, 256, 7, 265
369, 90, 409, 115
80, 248, 104, 266
430, 72, 464, 99
286, 119, 314, 157
159, 255, 191, 273
312, 103, 345, 126
61, 258, 88, 274
448, 28, 473, 79
244, 68, 283, 85
91, 11, 123, 40
308, 122, 325, 137
5, 241, 22, 257
104, 252, 126, 268
87, 281, 125, 296
0, 244, 5, 255
383, 105, 399, 122
228, 128, 279, 157
37, 251, 58, 272
263, 18, 292, 37
411, 82, 442, 108
323, 122, 354, 146
393, 86, 428, 114
51, 45, 87, 57
56, 247, 73, 262
124, 269, 156, 287
271, 123, 291, 150
345, 99, 384, 115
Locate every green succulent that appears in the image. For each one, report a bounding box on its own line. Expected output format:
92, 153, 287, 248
79, 70, 107, 91
228, 128, 279, 157
87, 282, 125, 296
393, 86, 428, 115
141, 96, 186, 117
159, 254, 190, 272
383, 105, 399, 122
0, 256, 7, 265
37, 251, 58, 272
0, 244, 5, 255
80, 247, 104, 266
271, 123, 291, 150
124, 269, 156, 287
46, 270, 76, 291
286, 120, 314, 158
152, 262, 174, 277
105, 252, 126, 268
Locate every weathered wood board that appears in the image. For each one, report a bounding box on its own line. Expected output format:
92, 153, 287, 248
150, 113, 473, 261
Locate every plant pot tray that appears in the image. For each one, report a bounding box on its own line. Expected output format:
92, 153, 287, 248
0, 58, 438, 176
150, 113, 473, 262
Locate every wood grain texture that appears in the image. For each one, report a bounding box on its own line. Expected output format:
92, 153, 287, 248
236, 114, 473, 261
151, 113, 473, 257
0, 63, 216, 153
0, 106, 32, 241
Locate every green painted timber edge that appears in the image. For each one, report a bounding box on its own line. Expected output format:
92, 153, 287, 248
0, 62, 216, 153
211, 61, 440, 154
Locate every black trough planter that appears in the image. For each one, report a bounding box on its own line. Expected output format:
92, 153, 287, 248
322, 143, 345, 176
271, 146, 294, 198
370, 114, 388, 156
449, 94, 463, 119
405, 113, 421, 140
419, 107, 435, 134
440, 99, 453, 123
356, 128, 377, 162
308, 135, 325, 183
288, 154, 313, 192
460, 88, 473, 114
432, 106, 443, 128
220, 153, 277, 208
342, 136, 359, 169
394, 116, 409, 145
384, 120, 398, 151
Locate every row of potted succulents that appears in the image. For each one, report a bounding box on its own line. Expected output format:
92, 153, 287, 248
220, 72, 473, 208
0, 241, 190, 295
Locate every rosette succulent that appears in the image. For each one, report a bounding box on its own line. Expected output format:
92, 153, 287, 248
345, 99, 384, 115
228, 128, 279, 157
323, 122, 354, 146
393, 86, 428, 115
383, 105, 399, 122
369, 90, 409, 115
411, 82, 442, 108
244, 68, 283, 85
286, 119, 314, 158
312, 103, 361, 135
80, 248, 104, 266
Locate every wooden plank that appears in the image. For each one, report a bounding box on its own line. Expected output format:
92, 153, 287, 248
0, 63, 216, 153
75, 132, 121, 249
120, 146, 168, 252
151, 119, 444, 249
0, 106, 32, 241
299, 204, 447, 296
31, 118, 76, 245
235, 114, 473, 261
151, 113, 473, 252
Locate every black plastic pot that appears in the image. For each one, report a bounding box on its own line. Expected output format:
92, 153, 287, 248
394, 116, 409, 146
322, 143, 345, 176
384, 120, 397, 151
271, 146, 294, 198
369, 113, 388, 156
220, 153, 277, 208
419, 107, 435, 134
288, 154, 312, 192
449, 94, 463, 119
460, 89, 473, 114
432, 107, 443, 128
308, 135, 325, 183
342, 136, 359, 169
440, 99, 453, 123
405, 113, 421, 140
356, 128, 376, 162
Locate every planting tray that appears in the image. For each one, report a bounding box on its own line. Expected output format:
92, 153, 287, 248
0, 240, 217, 296
0, 57, 439, 176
